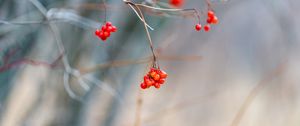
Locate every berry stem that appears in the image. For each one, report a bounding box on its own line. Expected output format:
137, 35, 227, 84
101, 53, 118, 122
135, 6, 159, 68
133, 3, 201, 24
126, 2, 154, 30
101, 0, 107, 23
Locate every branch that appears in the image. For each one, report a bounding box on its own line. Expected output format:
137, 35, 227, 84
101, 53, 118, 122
78, 55, 202, 74
0, 48, 63, 73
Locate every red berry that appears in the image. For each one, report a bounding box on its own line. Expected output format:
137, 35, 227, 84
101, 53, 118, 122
106, 22, 112, 26
150, 71, 156, 78
101, 37, 107, 41
195, 24, 202, 31
144, 81, 151, 87
99, 31, 104, 37
207, 10, 215, 18
111, 26, 117, 32
140, 83, 147, 89
151, 79, 156, 84
204, 24, 211, 32
103, 31, 110, 37
95, 29, 101, 36
207, 17, 213, 24
153, 74, 160, 81
144, 75, 149, 81
169, 0, 184, 7
154, 83, 160, 89
106, 26, 113, 32
159, 70, 168, 79
158, 79, 165, 84
102, 25, 107, 31
145, 78, 154, 87
99, 33, 107, 40
211, 16, 218, 24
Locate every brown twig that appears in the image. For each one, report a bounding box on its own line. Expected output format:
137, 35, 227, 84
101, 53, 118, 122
135, 5, 159, 68
134, 3, 201, 24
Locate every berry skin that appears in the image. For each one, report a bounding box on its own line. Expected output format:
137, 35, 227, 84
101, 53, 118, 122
159, 70, 168, 79
158, 79, 165, 84
106, 22, 112, 26
101, 25, 107, 31
111, 26, 117, 32
103, 31, 110, 37
154, 83, 160, 89
195, 24, 202, 31
153, 74, 160, 81
204, 24, 211, 32
207, 17, 213, 24
169, 0, 184, 7
99, 32, 107, 40
207, 10, 215, 18
95, 29, 101, 36
150, 71, 156, 78
144, 75, 149, 81
101, 36, 107, 41
145, 79, 153, 87
99, 31, 104, 38
211, 16, 218, 24
140, 83, 147, 89
106, 26, 113, 32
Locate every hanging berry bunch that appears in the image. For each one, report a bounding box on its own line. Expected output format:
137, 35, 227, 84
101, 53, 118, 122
123, 1, 222, 90
140, 67, 168, 89
169, 0, 185, 8
95, 22, 117, 41
195, 10, 219, 32
205, 10, 218, 31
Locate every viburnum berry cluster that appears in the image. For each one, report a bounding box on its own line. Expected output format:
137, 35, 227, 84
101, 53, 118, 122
140, 67, 168, 89
95, 22, 117, 41
195, 10, 219, 32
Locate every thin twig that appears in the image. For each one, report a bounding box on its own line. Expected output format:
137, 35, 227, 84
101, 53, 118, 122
135, 5, 158, 68
127, 4, 154, 30
127, 1, 201, 24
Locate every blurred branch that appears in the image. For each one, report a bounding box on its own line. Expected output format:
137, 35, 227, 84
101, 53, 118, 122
134, 91, 143, 126
0, 48, 63, 73
78, 55, 202, 74
122, 91, 219, 125
29, 0, 118, 102
0, 9, 102, 29
230, 60, 288, 126
134, 2, 201, 23
75, 2, 197, 18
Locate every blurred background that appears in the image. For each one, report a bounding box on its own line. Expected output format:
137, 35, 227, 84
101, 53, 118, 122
0, 0, 300, 126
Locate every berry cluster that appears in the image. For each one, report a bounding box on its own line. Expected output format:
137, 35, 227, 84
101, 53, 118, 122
95, 22, 117, 41
140, 68, 168, 89
169, 0, 184, 7
195, 10, 219, 32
